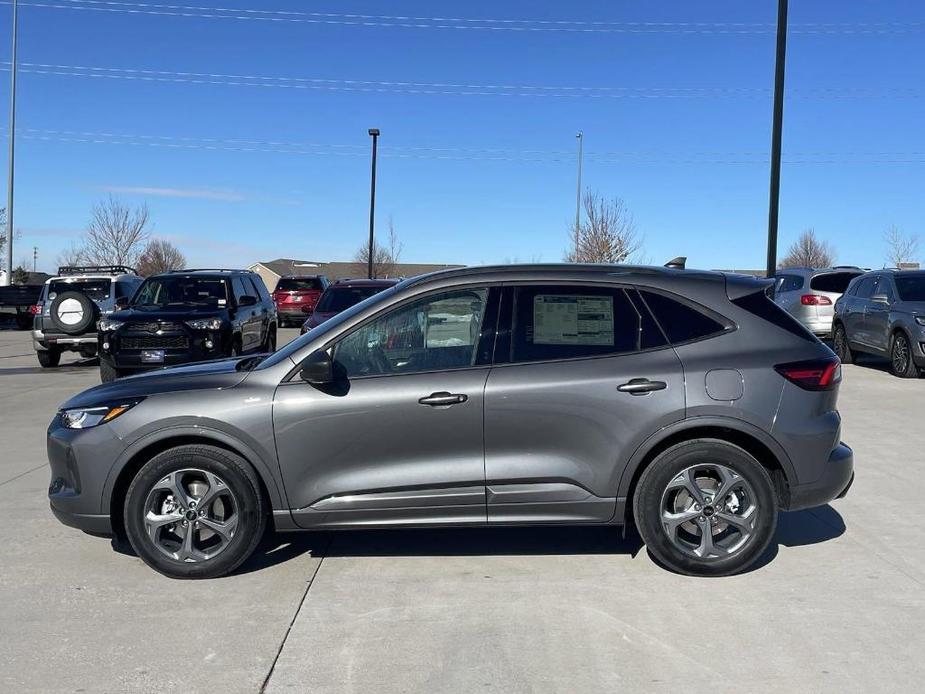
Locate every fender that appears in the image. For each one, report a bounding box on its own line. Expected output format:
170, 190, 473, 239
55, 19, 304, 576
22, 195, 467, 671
615, 414, 797, 506
100, 423, 289, 513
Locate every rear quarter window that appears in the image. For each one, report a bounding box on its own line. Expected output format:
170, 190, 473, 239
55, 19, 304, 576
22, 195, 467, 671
731, 290, 817, 342
638, 290, 728, 344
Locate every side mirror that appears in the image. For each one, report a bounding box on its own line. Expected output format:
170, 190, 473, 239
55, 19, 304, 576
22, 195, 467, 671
300, 351, 334, 386
238, 295, 257, 307
871, 294, 890, 305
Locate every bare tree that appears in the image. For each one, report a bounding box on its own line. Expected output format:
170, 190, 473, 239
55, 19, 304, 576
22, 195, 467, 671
80, 196, 151, 268
884, 225, 920, 268
355, 216, 403, 278
778, 228, 835, 269
565, 191, 642, 263
137, 238, 187, 276
56, 242, 86, 268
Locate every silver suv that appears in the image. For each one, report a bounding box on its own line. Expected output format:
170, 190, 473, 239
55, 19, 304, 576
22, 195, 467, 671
47, 264, 853, 579
833, 270, 925, 378
773, 267, 864, 337
33, 266, 143, 368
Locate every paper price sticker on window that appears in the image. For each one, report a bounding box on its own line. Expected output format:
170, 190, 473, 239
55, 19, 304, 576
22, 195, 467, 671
533, 295, 614, 346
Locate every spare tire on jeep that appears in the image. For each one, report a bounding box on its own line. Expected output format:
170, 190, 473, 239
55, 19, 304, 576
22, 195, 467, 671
48, 290, 99, 335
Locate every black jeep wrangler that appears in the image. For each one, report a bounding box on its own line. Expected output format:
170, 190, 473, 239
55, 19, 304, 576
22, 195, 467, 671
97, 269, 277, 382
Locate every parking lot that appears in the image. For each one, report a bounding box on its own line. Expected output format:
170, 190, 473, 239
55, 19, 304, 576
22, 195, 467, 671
1, 326, 923, 693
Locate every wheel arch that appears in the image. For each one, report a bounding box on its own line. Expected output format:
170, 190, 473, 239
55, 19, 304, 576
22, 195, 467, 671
617, 417, 794, 525
105, 428, 284, 538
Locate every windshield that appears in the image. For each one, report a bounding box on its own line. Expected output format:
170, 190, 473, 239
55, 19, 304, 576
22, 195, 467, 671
276, 277, 324, 292
258, 281, 405, 370
895, 275, 925, 302
133, 276, 229, 309
316, 285, 390, 313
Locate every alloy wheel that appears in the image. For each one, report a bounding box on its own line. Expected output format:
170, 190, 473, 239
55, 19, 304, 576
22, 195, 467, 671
892, 334, 911, 375
834, 327, 848, 360
659, 463, 758, 560
142, 469, 239, 563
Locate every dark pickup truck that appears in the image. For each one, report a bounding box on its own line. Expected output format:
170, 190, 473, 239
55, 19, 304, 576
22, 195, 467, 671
0, 284, 42, 329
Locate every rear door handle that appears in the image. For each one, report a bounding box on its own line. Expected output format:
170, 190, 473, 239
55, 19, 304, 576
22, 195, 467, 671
617, 378, 667, 395
418, 391, 468, 406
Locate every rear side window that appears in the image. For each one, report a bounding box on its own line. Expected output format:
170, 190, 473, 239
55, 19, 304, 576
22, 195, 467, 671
810, 271, 861, 293
246, 275, 271, 302
731, 291, 816, 342
510, 285, 661, 363
895, 275, 925, 301
231, 277, 251, 302
639, 290, 727, 344
776, 274, 804, 292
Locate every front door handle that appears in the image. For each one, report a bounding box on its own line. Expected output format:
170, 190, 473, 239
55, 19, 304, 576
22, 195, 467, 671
617, 378, 667, 395
418, 391, 468, 406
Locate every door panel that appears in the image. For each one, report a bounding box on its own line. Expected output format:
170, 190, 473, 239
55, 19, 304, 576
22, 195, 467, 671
274, 369, 491, 528
484, 348, 685, 523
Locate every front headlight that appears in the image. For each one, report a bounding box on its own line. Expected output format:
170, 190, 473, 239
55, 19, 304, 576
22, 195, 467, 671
98, 318, 124, 332
186, 317, 223, 330
915, 316, 925, 327
59, 399, 143, 429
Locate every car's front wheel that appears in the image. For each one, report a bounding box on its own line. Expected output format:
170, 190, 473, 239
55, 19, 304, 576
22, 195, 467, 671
123, 445, 266, 579
890, 332, 920, 378
633, 439, 778, 577
99, 359, 121, 383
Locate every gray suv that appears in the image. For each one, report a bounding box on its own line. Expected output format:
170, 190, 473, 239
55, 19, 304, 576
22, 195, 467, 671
47, 264, 853, 579
833, 270, 925, 378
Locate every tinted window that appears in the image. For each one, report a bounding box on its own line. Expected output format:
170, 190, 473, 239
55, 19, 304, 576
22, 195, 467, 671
317, 285, 390, 313
877, 277, 895, 302
276, 277, 325, 292
115, 278, 140, 300
776, 274, 804, 292
334, 289, 488, 377
134, 276, 228, 308
249, 275, 272, 303
639, 290, 727, 344
511, 285, 653, 363
47, 279, 111, 302
731, 290, 816, 342
854, 277, 877, 299
231, 277, 251, 303
895, 275, 925, 301
810, 271, 861, 294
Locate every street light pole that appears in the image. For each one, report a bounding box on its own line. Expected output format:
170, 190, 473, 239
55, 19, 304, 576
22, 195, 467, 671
3, 0, 18, 287
765, 0, 789, 278
574, 131, 583, 261
366, 128, 380, 280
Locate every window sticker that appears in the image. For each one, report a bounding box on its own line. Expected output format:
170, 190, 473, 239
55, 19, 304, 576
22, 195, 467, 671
532, 295, 614, 345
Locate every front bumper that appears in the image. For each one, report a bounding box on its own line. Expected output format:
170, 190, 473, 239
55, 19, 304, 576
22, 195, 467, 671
784, 442, 854, 511
100, 326, 231, 369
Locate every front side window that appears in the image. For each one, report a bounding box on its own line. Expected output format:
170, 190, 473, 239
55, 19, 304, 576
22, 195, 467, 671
510, 285, 656, 363
854, 277, 877, 299
333, 289, 488, 377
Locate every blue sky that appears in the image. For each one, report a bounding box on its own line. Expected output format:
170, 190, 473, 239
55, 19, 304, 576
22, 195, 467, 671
1, 0, 923, 273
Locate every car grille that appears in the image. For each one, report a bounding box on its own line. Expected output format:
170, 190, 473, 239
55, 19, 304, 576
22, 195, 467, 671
132, 321, 183, 333
120, 336, 189, 350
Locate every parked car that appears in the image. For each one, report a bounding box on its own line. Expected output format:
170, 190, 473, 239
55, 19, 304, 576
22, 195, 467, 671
833, 269, 925, 378
0, 282, 42, 329
773, 267, 864, 338
300, 278, 400, 334
48, 263, 852, 579
272, 274, 328, 327
31, 266, 143, 368
97, 269, 277, 382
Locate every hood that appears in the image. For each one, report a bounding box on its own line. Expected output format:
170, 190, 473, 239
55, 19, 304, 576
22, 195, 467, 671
114, 307, 226, 321
59, 358, 249, 410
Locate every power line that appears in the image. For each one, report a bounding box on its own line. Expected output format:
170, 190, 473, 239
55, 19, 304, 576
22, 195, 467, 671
3, 63, 924, 100
2, 0, 924, 34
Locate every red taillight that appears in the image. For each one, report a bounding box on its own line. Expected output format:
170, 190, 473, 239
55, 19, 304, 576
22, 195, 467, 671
800, 294, 832, 306
775, 358, 841, 390
30, 302, 43, 315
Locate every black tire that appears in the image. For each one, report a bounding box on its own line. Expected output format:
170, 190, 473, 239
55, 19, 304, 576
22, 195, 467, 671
15, 312, 32, 330
37, 348, 61, 368
890, 331, 920, 378
832, 323, 853, 365
263, 325, 277, 352
227, 336, 242, 358
123, 444, 266, 579
633, 439, 778, 577
48, 290, 98, 335
99, 359, 121, 383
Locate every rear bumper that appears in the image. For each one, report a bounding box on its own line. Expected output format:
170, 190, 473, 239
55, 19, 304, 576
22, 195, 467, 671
784, 442, 854, 511
800, 315, 834, 337
50, 504, 112, 535
33, 329, 98, 351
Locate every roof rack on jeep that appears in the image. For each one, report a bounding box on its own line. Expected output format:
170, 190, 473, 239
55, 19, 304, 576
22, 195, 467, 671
57, 265, 137, 276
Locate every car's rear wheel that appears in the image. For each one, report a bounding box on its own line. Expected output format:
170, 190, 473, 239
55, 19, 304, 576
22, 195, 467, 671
123, 445, 266, 579
633, 439, 778, 577
833, 323, 853, 365
37, 348, 61, 368
263, 325, 277, 352
890, 332, 920, 378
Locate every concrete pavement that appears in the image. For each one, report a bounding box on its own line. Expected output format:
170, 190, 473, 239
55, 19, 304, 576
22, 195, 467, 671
1, 326, 923, 693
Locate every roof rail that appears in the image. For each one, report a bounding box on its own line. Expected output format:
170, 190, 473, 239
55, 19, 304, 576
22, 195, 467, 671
57, 265, 137, 276
664, 256, 687, 269
170, 268, 243, 274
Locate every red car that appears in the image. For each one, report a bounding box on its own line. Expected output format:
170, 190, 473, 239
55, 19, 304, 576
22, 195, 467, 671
300, 278, 400, 334
272, 275, 329, 327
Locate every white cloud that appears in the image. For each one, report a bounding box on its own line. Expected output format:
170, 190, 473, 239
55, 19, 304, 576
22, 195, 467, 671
100, 186, 247, 202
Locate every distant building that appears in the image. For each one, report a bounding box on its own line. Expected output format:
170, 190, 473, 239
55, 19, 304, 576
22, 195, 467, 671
249, 258, 464, 292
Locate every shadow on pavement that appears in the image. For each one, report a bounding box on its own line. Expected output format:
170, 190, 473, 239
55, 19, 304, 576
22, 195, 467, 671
0, 357, 99, 375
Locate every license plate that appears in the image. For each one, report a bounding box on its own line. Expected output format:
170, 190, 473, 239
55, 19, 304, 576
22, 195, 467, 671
141, 349, 165, 364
